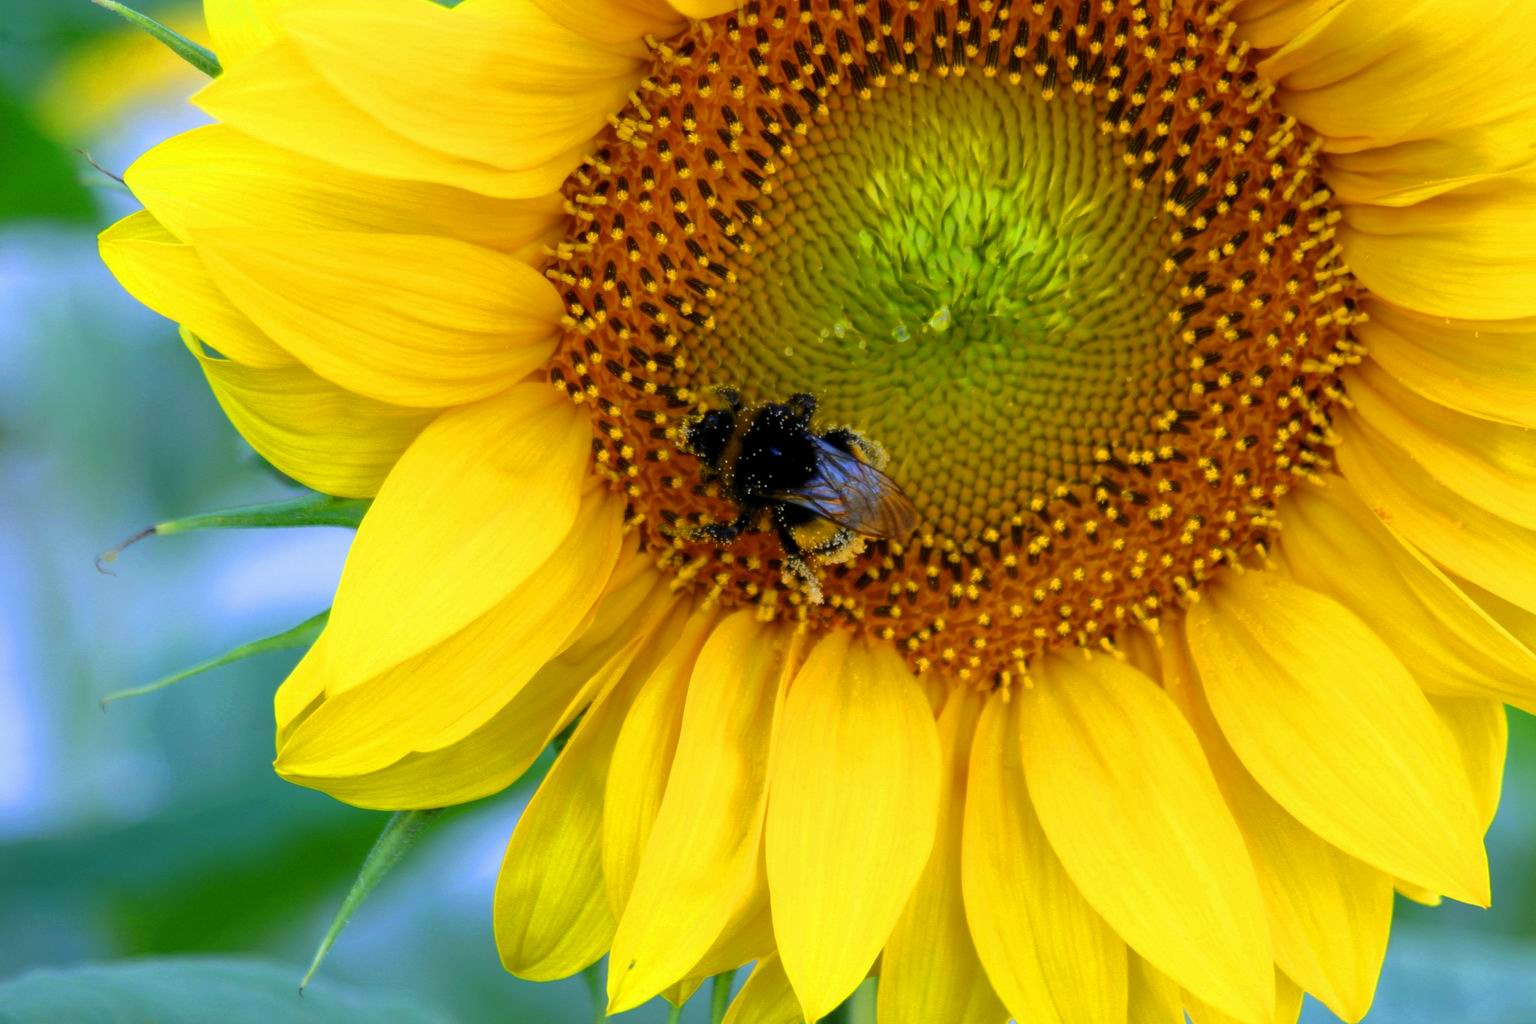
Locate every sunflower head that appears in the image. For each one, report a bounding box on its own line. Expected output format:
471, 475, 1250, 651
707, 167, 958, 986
99, 0, 1536, 1021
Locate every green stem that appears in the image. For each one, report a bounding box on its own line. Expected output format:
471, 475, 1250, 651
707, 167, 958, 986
151, 493, 371, 534
665, 1004, 683, 1024
299, 809, 443, 994
847, 978, 876, 1024
582, 961, 605, 1023
709, 969, 736, 1024
97, 493, 369, 572
100, 609, 328, 708
90, 0, 223, 76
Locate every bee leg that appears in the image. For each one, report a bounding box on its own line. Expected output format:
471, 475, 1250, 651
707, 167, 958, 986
770, 503, 805, 557
714, 385, 743, 410
786, 392, 817, 424
772, 506, 826, 603
812, 526, 863, 565
693, 508, 753, 546
783, 555, 822, 602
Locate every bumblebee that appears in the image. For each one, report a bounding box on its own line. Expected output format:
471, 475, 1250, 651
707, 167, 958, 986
680, 390, 918, 600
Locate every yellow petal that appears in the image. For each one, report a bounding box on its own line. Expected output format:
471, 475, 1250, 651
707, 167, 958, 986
195, 40, 574, 198
529, 0, 683, 48
492, 612, 707, 980
1339, 171, 1536, 320
1431, 695, 1508, 835
962, 692, 1127, 1024
766, 633, 942, 1022
605, 678, 776, 997
1359, 302, 1536, 430
688, 874, 776, 980
1280, 478, 1536, 714
273, 635, 328, 748
1186, 570, 1489, 905
127, 125, 564, 262
183, 330, 432, 498
1232, 0, 1343, 50
282, 632, 635, 808
602, 610, 717, 916
496, 648, 644, 980
282, 0, 639, 173
1454, 573, 1536, 652
1127, 955, 1184, 1024
1277, 975, 1304, 1024
722, 954, 801, 1024
662, 979, 703, 1007
277, 560, 677, 809
606, 612, 790, 1013
1020, 654, 1274, 1024
1186, 972, 1305, 1024
1396, 879, 1443, 907
1347, 362, 1536, 530
1326, 111, 1536, 207
322, 385, 587, 690
669, 0, 741, 18
100, 211, 291, 369
1337, 410, 1536, 613
1163, 632, 1390, 1023
1259, 0, 1536, 153
203, 0, 293, 66
194, 227, 560, 407
277, 484, 623, 780
545, 539, 678, 679
879, 689, 1009, 1024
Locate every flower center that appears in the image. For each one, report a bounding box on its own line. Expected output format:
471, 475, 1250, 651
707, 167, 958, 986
701, 70, 1181, 535
546, 0, 1362, 685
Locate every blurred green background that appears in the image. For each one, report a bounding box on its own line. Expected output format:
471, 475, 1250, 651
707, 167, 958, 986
0, 3, 1532, 1022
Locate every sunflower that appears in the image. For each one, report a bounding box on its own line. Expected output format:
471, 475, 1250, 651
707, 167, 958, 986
100, 0, 1536, 1019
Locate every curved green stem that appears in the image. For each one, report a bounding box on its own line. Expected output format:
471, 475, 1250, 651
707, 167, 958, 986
709, 969, 736, 1024
581, 961, 605, 1023
299, 810, 444, 994
97, 493, 369, 572
100, 610, 328, 708
90, 0, 222, 76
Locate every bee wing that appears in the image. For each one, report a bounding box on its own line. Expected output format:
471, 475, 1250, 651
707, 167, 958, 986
775, 438, 918, 538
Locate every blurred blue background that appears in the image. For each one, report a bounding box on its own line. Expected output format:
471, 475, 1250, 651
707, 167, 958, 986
0, 4, 1532, 1023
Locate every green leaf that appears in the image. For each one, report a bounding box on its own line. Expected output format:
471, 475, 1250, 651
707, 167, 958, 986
0, 957, 452, 1023
100, 609, 329, 707
90, 0, 222, 77
0, 784, 385, 959
98, 492, 370, 571
301, 810, 446, 994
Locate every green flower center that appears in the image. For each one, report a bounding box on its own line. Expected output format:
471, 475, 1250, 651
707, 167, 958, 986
699, 73, 1179, 533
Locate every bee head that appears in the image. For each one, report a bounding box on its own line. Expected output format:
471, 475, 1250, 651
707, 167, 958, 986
681, 406, 737, 466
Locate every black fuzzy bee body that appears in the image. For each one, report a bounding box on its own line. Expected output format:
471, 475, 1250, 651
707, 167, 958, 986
680, 391, 917, 598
